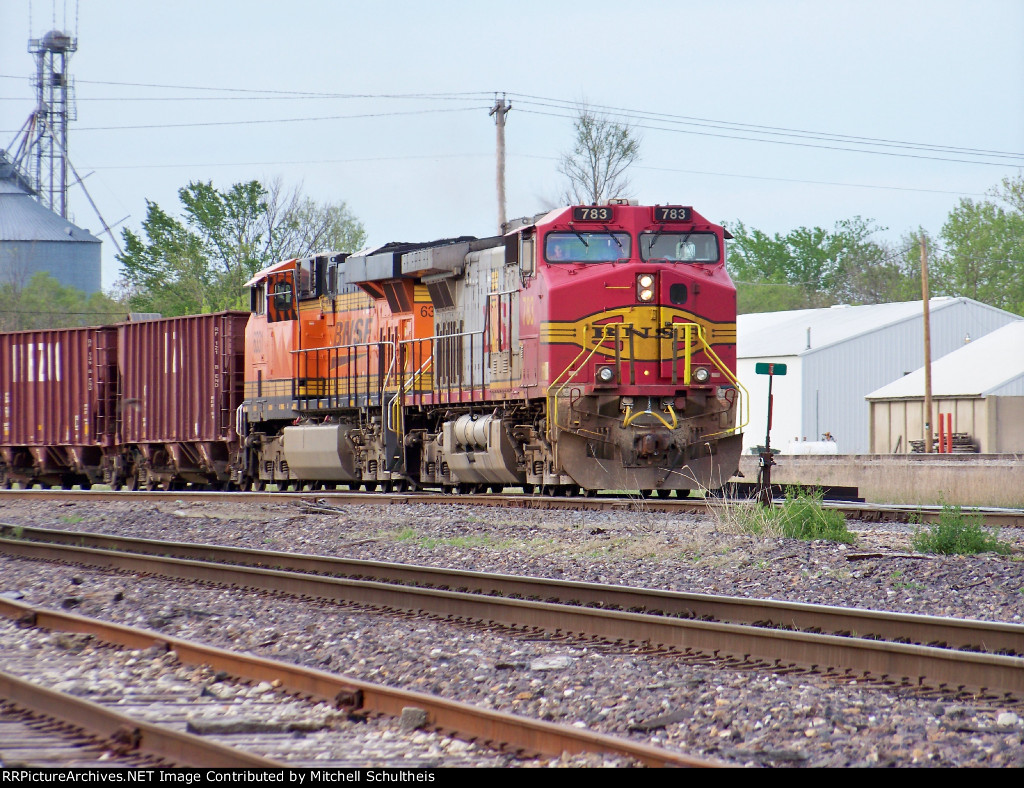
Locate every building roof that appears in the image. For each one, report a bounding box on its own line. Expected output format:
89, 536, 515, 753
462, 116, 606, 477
0, 155, 100, 244
867, 319, 1024, 399
738, 297, 1017, 358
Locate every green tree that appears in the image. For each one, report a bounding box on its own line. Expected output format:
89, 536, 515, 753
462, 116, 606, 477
725, 217, 912, 313
558, 105, 640, 205
933, 175, 1024, 315
117, 180, 366, 316
0, 272, 126, 331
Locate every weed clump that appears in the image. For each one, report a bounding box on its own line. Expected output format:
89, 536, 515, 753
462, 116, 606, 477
713, 488, 855, 544
911, 505, 1012, 556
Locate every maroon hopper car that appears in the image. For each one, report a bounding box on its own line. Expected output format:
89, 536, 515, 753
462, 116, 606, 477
114, 312, 248, 490
0, 326, 118, 488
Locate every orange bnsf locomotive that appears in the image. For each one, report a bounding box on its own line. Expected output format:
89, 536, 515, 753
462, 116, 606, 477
237, 202, 746, 496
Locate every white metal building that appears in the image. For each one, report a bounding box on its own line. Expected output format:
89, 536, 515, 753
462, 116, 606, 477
736, 298, 1021, 455
866, 319, 1024, 454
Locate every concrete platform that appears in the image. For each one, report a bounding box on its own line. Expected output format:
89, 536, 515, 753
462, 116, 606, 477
733, 453, 1024, 508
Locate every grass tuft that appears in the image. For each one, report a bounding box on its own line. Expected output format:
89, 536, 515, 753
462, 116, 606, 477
911, 504, 1012, 556
711, 487, 855, 544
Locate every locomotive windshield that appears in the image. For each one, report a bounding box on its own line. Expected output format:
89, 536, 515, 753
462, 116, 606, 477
545, 232, 631, 263
640, 232, 719, 263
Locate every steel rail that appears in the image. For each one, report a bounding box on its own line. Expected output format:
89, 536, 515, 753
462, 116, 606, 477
4, 523, 1023, 656
0, 667, 284, 768
1, 488, 1022, 526
2, 538, 1023, 698
0, 596, 718, 768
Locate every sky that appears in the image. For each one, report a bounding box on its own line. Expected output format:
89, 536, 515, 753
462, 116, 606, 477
2, 0, 1023, 290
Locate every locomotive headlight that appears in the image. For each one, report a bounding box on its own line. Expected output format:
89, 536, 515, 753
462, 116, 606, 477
596, 365, 616, 384
636, 273, 655, 302
693, 367, 711, 383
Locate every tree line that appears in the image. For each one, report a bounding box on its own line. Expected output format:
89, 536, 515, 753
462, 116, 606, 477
726, 175, 1024, 315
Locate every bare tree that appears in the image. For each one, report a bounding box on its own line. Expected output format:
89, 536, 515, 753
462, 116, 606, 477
558, 105, 641, 205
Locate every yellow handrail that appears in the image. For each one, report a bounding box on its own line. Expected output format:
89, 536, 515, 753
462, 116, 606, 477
545, 330, 616, 441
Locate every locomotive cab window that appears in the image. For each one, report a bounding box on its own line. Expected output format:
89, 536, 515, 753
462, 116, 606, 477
545, 232, 631, 263
273, 281, 294, 310
640, 232, 719, 263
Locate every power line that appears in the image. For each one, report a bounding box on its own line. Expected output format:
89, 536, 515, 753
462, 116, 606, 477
4, 72, 1021, 163
507, 93, 1024, 162
2, 106, 490, 134
515, 106, 1024, 168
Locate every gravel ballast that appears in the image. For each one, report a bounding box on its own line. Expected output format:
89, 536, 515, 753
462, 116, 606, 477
1, 495, 1022, 768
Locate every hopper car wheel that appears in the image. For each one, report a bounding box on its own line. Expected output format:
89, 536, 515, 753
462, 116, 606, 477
143, 480, 156, 492
124, 475, 138, 492
639, 489, 653, 499
391, 479, 407, 493
0, 473, 11, 490
583, 488, 597, 498
678, 489, 691, 499
654, 489, 671, 499
563, 485, 579, 497
251, 479, 266, 492
522, 484, 535, 495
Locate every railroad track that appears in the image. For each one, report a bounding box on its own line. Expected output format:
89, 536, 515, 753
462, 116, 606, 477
1, 487, 1023, 527
0, 598, 715, 768
2, 527, 1023, 701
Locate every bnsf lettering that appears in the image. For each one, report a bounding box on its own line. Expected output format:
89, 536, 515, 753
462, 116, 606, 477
592, 326, 676, 340
332, 317, 371, 347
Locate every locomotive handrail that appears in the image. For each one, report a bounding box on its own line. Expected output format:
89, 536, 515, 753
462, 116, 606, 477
290, 339, 398, 412
388, 330, 487, 436
689, 325, 750, 437
545, 331, 617, 441
386, 353, 434, 437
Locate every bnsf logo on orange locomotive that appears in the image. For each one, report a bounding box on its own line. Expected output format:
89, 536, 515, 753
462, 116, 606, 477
333, 317, 372, 347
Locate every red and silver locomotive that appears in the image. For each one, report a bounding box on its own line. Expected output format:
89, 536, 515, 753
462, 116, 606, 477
239, 201, 746, 496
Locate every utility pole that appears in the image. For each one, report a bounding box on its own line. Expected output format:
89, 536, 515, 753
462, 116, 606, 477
490, 95, 511, 232
921, 237, 933, 454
